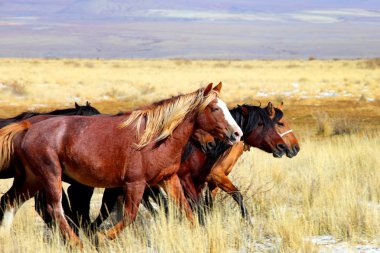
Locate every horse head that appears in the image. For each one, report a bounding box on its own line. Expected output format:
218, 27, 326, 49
191, 129, 216, 153
265, 102, 300, 158
74, 101, 101, 116
196, 82, 243, 145
235, 104, 287, 158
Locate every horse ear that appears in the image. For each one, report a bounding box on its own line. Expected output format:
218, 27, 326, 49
203, 83, 213, 96
266, 102, 274, 116
86, 101, 90, 106
278, 101, 284, 110
213, 82, 222, 93
75, 102, 80, 109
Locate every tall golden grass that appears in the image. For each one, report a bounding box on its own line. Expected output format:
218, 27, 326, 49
0, 58, 379, 252
0, 132, 379, 252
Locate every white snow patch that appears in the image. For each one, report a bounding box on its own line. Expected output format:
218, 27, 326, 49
256, 92, 269, 97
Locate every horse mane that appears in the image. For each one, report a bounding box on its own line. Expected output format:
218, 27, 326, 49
273, 108, 284, 123
120, 88, 219, 149
230, 105, 273, 135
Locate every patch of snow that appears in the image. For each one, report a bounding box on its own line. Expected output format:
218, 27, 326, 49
306, 235, 338, 245
67, 96, 81, 102
319, 91, 337, 97
256, 92, 269, 97
292, 82, 300, 88
306, 235, 380, 253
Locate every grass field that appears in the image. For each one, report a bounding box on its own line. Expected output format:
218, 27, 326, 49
0, 58, 379, 252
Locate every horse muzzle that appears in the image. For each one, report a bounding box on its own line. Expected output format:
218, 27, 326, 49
272, 143, 287, 158
285, 144, 300, 158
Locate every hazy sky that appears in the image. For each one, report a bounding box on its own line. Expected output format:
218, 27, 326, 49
0, 1, 379, 59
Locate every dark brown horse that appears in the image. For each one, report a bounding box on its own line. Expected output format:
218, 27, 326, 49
204, 102, 299, 221
0, 83, 242, 247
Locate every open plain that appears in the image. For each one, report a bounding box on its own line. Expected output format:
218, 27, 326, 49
0, 58, 379, 252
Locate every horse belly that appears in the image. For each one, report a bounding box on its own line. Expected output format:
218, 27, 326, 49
62, 163, 125, 188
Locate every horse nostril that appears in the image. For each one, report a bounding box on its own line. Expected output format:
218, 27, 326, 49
234, 131, 240, 137
277, 143, 286, 151
207, 142, 216, 150
293, 144, 300, 153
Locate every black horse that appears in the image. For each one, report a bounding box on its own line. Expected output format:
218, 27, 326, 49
0, 102, 99, 128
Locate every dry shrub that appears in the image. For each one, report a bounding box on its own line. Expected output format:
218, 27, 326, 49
103, 87, 126, 99
213, 62, 229, 68
314, 112, 359, 136
358, 58, 380, 69
84, 62, 94, 68
173, 59, 192, 66
63, 60, 81, 67
4, 81, 27, 96
286, 63, 300, 68
112, 63, 121, 68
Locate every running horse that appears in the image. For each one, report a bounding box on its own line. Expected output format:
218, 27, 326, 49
83, 102, 296, 228
203, 102, 299, 220
0, 102, 101, 232
0, 83, 242, 247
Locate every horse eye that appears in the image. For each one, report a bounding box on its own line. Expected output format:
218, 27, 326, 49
277, 122, 284, 126
258, 122, 264, 126
211, 108, 219, 112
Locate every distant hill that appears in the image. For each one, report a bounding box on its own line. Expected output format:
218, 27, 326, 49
0, 1, 379, 58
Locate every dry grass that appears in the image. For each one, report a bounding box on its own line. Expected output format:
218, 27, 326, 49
0, 132, 379, 252
0, 58, 379, 252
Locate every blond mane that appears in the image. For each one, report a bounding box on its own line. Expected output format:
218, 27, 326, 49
120, 88, 219, 149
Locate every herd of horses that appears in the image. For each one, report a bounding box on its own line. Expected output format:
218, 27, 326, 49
0, 82, 299, 248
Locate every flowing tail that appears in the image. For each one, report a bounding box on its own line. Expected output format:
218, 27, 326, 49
0, 120, 31, 170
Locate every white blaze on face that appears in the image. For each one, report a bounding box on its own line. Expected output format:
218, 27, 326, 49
1, 207, 15, 232
216, 98, 243, 142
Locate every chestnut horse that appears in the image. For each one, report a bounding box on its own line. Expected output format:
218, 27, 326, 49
35, 128, 216, 236
0, 102, 101, 233
0, 83, 242, 247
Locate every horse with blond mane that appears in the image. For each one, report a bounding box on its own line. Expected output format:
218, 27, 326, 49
0, 83, 242, 247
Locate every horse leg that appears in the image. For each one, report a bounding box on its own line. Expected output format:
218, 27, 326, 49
34, 188, 72, 231
0, 176, 40, 231
42, 177, 83, 248
142, 187, 159, 216
104, 181, 146, 240
180, 175, 205, 225
211, 173, 250, 221
204, 181, 218, 211
67, 183, 94, 234
91, 187, 124, 232
161, 174, 194, 224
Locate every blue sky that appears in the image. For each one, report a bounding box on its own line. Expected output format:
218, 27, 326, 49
0, 1, 379, 58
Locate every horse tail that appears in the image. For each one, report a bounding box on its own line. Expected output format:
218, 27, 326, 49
0, 120, 31, 170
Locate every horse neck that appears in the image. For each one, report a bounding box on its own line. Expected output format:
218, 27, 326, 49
169, 113, 196, 149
